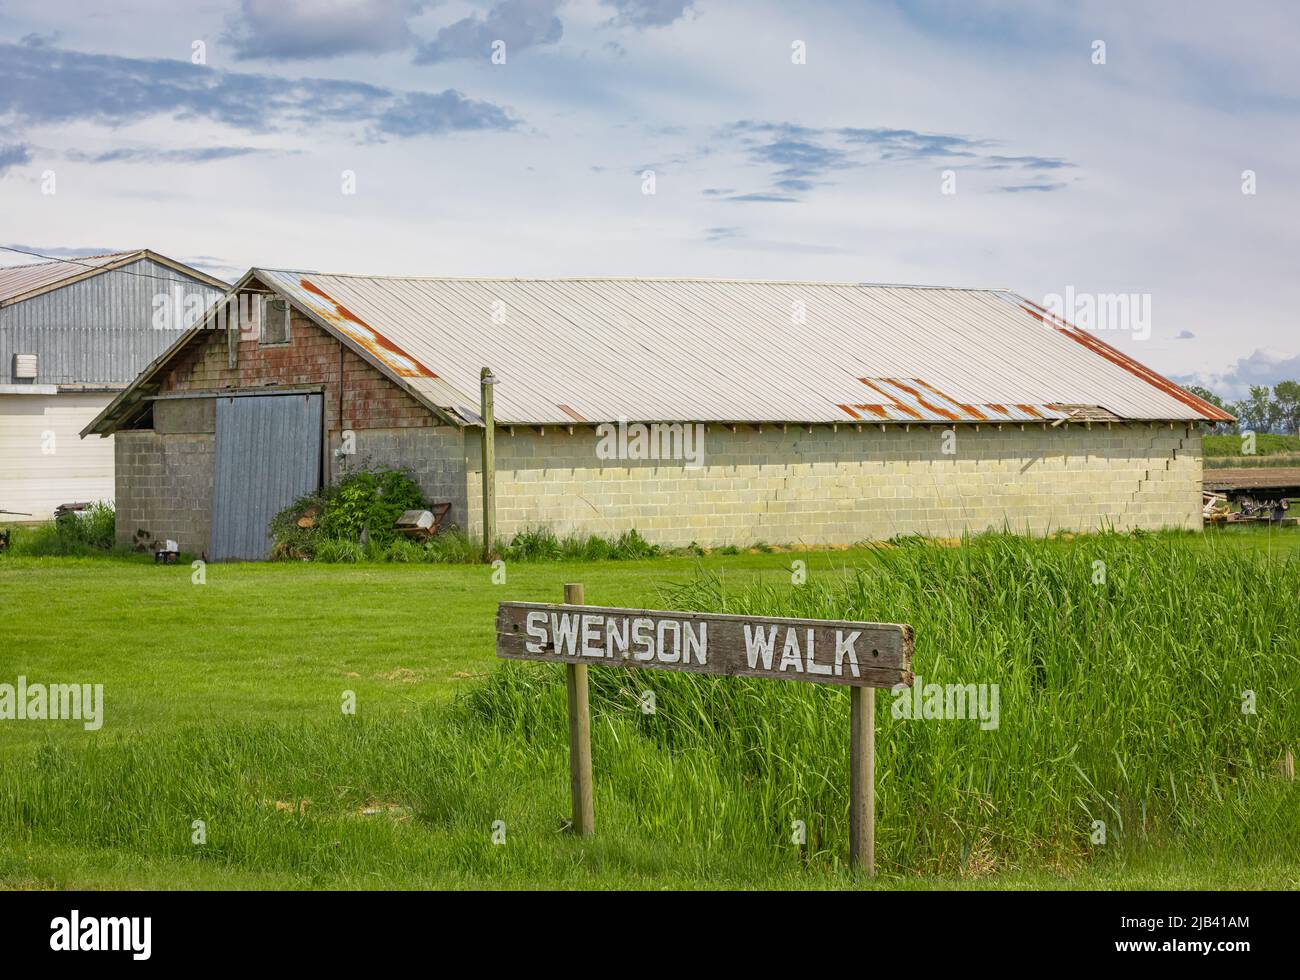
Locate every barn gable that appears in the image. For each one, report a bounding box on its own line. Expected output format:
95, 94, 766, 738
0, 249, 225, 521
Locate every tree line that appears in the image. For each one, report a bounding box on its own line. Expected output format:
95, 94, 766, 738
1185, 381, 1300, 434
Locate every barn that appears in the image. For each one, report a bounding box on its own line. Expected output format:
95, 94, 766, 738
0, 251, 226, 520
84, 268, 1232, 559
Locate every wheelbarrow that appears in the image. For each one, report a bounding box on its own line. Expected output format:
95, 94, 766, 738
393, 503, 453, 542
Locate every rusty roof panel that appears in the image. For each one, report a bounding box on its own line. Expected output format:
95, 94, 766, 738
848, 378, 1067, 423
255, 271, 1226, 426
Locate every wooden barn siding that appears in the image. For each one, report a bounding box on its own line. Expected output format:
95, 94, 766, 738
160, 310, 434, 438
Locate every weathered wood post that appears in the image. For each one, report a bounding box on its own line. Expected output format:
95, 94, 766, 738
564, 582, 595, 835
480, 367, 496, 563
849, 686, 875, 874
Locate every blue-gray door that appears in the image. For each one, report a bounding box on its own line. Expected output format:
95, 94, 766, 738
211, 393, 322, 560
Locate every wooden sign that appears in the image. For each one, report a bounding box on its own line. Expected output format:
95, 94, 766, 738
495, 588, 917, 875
496, 603, 913, 689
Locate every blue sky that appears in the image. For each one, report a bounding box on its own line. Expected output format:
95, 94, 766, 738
0, 0, 1296, 399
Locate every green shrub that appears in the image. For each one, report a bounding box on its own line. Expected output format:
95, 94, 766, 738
271, 473, 665, 565
322, 468, 426, 544
503, 526, 562, 561
270, 467, 429, 558
8, 502, 117, 557
497, 526, 660, 563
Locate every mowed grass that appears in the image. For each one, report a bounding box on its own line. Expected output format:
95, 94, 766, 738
1, 527, 1298, 889
0, 548, 859, 750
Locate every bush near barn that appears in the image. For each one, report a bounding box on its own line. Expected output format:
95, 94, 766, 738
269, 466, 428, 559
2, 502, 118, 557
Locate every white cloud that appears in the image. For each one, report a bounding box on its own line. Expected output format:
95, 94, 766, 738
1175, 348, 1300, 402
0, 0, 1296, 391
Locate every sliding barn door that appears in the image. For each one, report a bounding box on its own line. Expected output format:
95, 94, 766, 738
210, 393, 322, 560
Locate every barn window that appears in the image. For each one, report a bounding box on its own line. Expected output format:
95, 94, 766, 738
261, 297, 291, 346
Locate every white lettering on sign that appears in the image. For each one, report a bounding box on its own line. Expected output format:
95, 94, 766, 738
523, 613, 867, 677
746, 623, 861, 677
525, 612, 709, 666
501, 603, 913, 690
836, 630, 861, 678
745, 624, 777, 669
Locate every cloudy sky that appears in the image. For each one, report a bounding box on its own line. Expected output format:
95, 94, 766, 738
1, 0, 1296, 398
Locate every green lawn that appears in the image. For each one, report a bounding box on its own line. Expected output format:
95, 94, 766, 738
1203, 432, 1300, 468
0, 548, 854, 752
1204, 433, 1300, 456
1, 527, 1297, 890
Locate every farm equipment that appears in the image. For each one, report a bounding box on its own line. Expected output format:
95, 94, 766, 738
54, 501, 92, 520
1203, 469, 1299, 525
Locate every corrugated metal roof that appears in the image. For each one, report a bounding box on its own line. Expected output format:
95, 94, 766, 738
258, 271, 1231, 426
0, 252, 143, 305
219, 271, 1240, 426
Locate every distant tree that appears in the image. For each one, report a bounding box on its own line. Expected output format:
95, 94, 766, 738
1226, 400, 1248, 432
1185, 385, 1228, 412
1272, 380, 1300, 434
1242, 385, 1276, 433
1185, 385, 1238, 432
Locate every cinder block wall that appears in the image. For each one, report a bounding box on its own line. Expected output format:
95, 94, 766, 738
462, 422, 1203, 546
114, 429, 214, 553
336, 426, 469, 528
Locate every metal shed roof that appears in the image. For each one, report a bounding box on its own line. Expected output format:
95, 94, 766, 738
254, 270, 1229, 427
0, 250, 227, 307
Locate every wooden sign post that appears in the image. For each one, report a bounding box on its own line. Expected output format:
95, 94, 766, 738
563, 583, 594, 836
496, 587, 914, 873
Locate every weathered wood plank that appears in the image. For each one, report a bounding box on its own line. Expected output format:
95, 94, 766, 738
564, 584, 594, 836
849, 686, 875, 873
496, 602, 914, 689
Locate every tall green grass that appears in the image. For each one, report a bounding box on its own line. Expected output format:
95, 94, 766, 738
1, 531, 1296, 886
300, 526, 663, 564
4, 503, 119, 557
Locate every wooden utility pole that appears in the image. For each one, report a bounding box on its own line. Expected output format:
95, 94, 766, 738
849, 686, 875, 874
564, 582, 595, 836
480, 367, 496, 563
